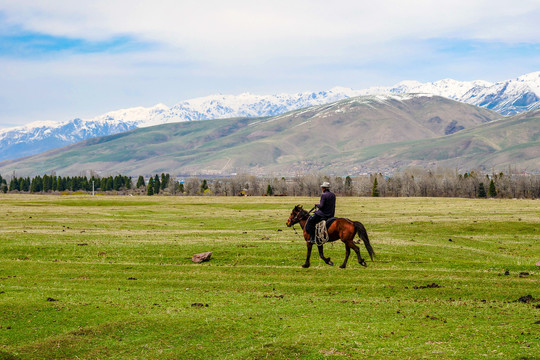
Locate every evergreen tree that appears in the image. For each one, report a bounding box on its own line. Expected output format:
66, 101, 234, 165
99, 177, 106, 191
266, 184, 273, 196
136, 176, 145, 188
9, 177, 19, 192
63, 177, 69, 191
345, 175, 353, 195
52, 176, 58, 191
43, 174, 51, 192
371, 177, 380, 197
48, 175, 54, 191
81, 177, 89, 191
66, 176, 73, 191
178, 183, 184, 194
478, 182, 487, 198
488, 179, 497, 197
201, 179, 209, 193
105, 176, 114, 191
0, 175, 6, 193
30, 176, 42, 193
161, 173, 168, 190
30, 178, 37, 193
154, 175, 160, 194
147, 177, 154, 196
21, 177, 30, 192
125, 176, 132, 190
18, 177, 25, 192
56, 177, 65, 191
113, 175, 123, 191
73, 176, 82, 191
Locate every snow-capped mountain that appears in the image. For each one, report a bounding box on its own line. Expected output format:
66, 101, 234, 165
0, 105, 170, 161
460, 72, 540, 114
0, 89, 363, 161
141, 89, 360, 127
0, 71, 538, 162
363, 72, 540, 115
392, 79, 495, 99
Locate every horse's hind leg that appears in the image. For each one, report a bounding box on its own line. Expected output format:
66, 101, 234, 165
340, 245, 351, 269
352, 244, 367, 267
317, 245, 334, 266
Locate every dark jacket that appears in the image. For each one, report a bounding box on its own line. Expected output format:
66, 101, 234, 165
315, 190, 336, 218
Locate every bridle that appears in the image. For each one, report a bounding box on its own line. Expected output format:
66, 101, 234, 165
287, 207, 309, 225
287, 206, 314, 236
287, 210, 304, 226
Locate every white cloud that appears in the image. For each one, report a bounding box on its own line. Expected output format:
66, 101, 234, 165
0, 0, 539, 127
2, 1, 539, 58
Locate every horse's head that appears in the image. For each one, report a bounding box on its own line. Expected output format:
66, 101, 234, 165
286, 204, 307, 227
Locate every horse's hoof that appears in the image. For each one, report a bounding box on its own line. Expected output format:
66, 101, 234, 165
339, 265, 346, 269
301, 264, 310, 268
327, 260, 334, 266
359, 259, 367, 267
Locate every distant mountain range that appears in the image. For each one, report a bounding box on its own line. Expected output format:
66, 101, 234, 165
0, 71, 538, 162
6, 94, 536, 177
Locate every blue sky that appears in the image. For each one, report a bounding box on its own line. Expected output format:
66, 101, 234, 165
0, 31, 149, 57
0, 0, 539, 128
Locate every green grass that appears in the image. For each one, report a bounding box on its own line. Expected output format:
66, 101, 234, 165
0, 195, 538, 359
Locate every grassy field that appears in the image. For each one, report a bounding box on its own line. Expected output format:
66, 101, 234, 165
0, 195, 538, 359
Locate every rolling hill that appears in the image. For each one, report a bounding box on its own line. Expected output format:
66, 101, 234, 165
2, 94, 536, 177
356, 109, 540, 173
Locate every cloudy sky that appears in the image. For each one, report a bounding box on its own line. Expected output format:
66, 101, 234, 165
1, 0, 539, 128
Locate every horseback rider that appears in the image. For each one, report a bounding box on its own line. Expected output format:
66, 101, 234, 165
306, 182, 336, 244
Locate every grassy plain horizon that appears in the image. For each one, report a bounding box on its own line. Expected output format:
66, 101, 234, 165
0, 195, 538, 359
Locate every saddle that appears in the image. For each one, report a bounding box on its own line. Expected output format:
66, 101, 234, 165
325, 217, 337, 228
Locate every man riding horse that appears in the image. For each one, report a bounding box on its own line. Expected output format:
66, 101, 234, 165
305, 181, 336, 244
286, 203, 374, 268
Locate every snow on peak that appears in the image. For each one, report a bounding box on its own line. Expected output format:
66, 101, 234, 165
394, 80, 424, 89
514, 71, 540, 95
516, 71, 540, 82
460, 72, 540, 115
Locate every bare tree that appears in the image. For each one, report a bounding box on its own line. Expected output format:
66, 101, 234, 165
184, 178, 200, 195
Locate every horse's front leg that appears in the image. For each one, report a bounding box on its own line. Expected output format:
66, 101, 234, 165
317, 245, 334, 266
302, 242, 313, 268
340, 245, 351, 269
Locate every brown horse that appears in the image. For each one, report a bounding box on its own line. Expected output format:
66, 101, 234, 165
286, 205, 375, 268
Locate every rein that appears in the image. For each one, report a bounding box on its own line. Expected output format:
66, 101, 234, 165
290, 208, 313, 237
292, 225, 301, 237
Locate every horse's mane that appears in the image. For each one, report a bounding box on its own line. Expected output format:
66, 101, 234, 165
294, 205, 310, 220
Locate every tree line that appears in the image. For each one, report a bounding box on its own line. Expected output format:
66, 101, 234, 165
1, 168, 539, 199
1, 174, 132, 193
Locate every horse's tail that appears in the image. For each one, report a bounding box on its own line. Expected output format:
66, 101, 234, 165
354, 221, 375, 261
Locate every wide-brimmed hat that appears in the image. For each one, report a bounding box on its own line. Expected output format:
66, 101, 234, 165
320, 182, 331, 188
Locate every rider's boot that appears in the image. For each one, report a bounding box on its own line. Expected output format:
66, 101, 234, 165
309, 229, 316, 244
